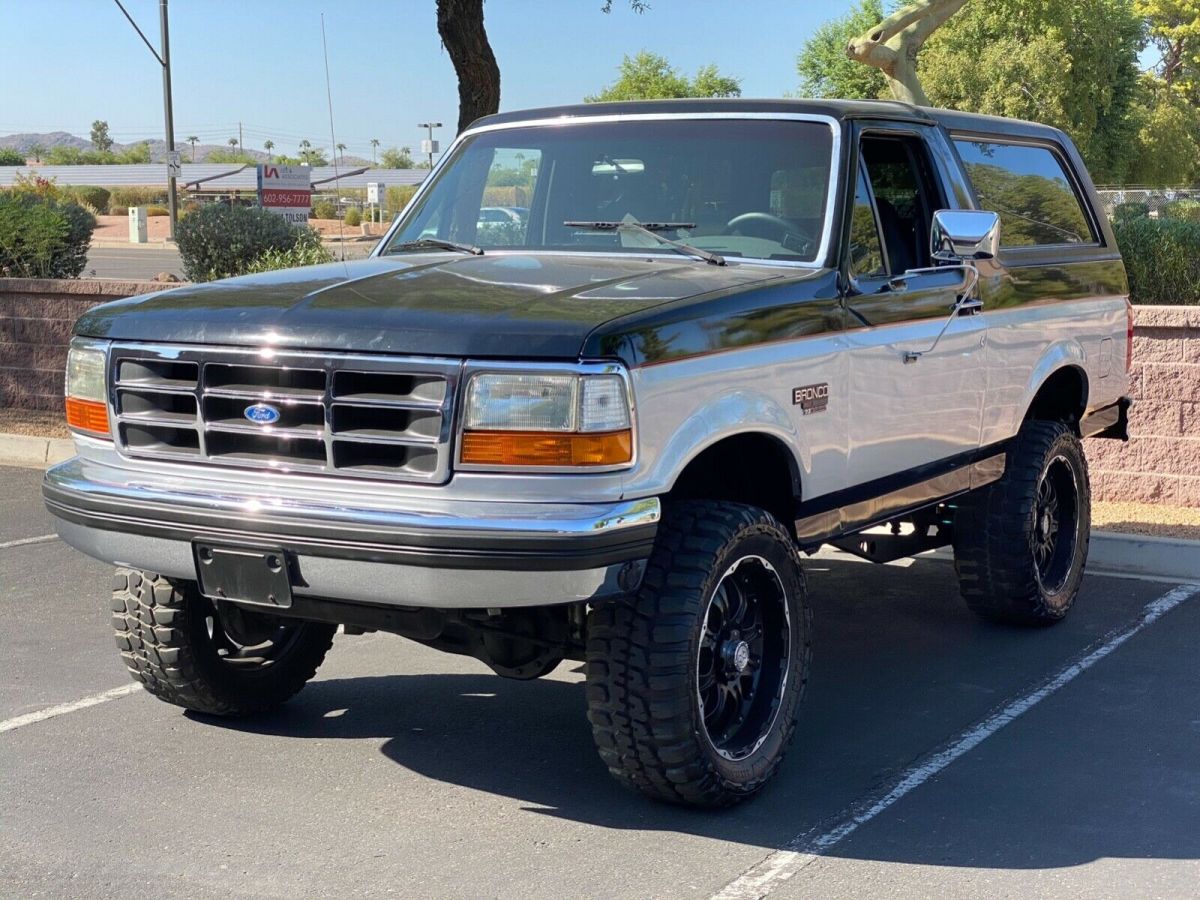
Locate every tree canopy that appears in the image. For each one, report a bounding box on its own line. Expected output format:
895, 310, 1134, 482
797, 0, 888, 100
587, 51, 741, 102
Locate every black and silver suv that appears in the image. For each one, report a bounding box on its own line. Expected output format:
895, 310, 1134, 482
46, 99, 1131, 806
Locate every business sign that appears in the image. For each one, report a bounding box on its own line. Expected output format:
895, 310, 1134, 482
366, 182, 382, 204
257, 165, 311, 224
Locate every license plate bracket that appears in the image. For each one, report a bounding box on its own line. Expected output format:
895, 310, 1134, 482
193, 543, 294, 609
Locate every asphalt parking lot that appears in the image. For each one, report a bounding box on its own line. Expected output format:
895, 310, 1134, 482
3, 462, 1199, 899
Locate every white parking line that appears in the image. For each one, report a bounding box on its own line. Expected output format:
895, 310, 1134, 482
711, 582, 1200, 900
0, 684, 140, 735
0, 533, 58, 550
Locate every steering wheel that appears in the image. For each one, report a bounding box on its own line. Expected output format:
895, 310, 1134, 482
723, 212, 813, 254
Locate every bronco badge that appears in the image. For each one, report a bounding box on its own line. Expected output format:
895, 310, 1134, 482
792, 383, 829, 415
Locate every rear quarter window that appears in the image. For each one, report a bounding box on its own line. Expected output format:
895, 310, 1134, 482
952, 139, 1096, 248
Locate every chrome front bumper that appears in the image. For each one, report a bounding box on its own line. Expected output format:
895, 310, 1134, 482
43, 456, 659, 609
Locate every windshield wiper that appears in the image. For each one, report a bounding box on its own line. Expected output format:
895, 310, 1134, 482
388, 237, 483, 256
564, 219, 725, 266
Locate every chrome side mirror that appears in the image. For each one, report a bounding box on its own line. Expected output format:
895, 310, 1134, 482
930, 209, 1000, 263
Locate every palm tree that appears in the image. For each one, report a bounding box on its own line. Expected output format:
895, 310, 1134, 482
186, 136, 198, 161
29, 143, 44, 163
263, 139, 274, 161
370, 138, 380, 164
228, 137, 239, 155
336, 142, 346, 164
299, 139, 312, 165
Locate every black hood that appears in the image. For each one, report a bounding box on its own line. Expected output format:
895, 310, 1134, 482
75, 254, 786, 359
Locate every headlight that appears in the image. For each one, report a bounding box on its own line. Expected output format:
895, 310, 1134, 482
460, 370, 633, 468
64, 339, 111, 438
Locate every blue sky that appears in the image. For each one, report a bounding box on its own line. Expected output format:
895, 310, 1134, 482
0, 0, 856, 159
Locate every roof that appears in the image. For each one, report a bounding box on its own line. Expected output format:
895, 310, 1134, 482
0, 164, 428, 191
470, 98, 1064, 142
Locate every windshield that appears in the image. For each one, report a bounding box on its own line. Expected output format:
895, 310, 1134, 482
385, 118, 834, 264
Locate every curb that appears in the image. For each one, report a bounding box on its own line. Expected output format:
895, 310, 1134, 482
1, 431, 1197, 582
0, 434, 74, 469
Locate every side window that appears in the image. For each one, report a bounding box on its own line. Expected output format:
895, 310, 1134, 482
848, 163, 886, 279
952, 139, 1096, 247
859, 135, 943, 275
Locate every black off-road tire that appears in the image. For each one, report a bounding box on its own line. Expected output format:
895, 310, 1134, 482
112, 568, 336, 716
585, 501, 812, 807
952, 420, 1091, 625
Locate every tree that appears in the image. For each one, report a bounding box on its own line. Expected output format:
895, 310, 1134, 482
1126, 77, 1200, 184
264, 139, 274, 161
846, 0, 970, 105
336, 142, 347, 163
1137, 0, 1200, 97
587, 51, 741, 101
0, 147, 25, 166
29, 143, 44, 163
917, 0, 1144, 182
436, 0, 647, 132
797, 0, 888, 99
298, 139, 312, 164
90, 120, 112, 153
380, 146, 415, 168
186, 135, 198, 161
228, 137, 239, 151
370, 137, 380, 163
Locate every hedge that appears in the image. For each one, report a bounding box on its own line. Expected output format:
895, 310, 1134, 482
1113, 217, 1200, 305
0, 192, 96, 278
176, 203, 327, 282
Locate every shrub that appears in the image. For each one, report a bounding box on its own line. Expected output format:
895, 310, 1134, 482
0, 192, 96, 278
1111, 201, 1149, 222
145, 205, 169, 217
312, 200, 337, 220
1161, 199, 1200, 223
1113, 217, 1200, 305
63, 185, 111, 214
385, 185, 418, 215
343, 207, 361, 227
0, 147, 26, 165
109, 186, 166, 209
109, 206, 127, 217
176, 203, 321, 282
243, 230, 334, 274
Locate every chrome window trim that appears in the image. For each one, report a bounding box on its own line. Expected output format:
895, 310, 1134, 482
455, 359, 638, 474
374, 111, 844, 270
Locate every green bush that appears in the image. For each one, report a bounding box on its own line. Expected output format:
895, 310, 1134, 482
0, 147, 26, 166
1111, 201, 1150, 222
343, 207, 361, 227
109, 186, 166, 209
176, 203, 317, 282
0, 192, 96, 278
1161, 199, 1200, 223
1113, 217, 1200, 305
243, 229, 334, 274
63, 185, 112, 214
312, 200, 337, 220
385, 185, 418, 215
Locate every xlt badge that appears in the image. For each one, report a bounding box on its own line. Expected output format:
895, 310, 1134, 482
792, 383, 829, 415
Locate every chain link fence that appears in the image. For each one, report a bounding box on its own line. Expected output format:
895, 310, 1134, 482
1095, 188, 1200, 220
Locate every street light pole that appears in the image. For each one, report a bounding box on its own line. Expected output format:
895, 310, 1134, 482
113, 0, 178, 241
159, 0, 177, 241
417, 121, 442, 168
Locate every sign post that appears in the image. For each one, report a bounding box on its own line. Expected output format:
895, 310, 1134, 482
256, 164, 311, 225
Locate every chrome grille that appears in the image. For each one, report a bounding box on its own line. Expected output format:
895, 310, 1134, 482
108, 344, 460, 483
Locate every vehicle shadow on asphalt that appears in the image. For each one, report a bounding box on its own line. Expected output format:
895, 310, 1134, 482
200, 558, 1200, 869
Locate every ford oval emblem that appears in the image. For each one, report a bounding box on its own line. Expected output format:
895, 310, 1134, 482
244, 403, 281, 425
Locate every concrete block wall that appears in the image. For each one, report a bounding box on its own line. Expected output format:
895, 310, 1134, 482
1086, 306, 1200, 506
0, 278, 164, 412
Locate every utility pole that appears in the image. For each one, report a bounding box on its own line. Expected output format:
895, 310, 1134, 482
239, 121, 243, 154
417, 121, 442, 168
113, 0, 178, 240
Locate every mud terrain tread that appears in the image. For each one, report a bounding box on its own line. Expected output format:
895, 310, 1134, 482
585, 501, 811, 806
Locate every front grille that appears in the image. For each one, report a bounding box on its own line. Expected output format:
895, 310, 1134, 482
108, 344, 460, 483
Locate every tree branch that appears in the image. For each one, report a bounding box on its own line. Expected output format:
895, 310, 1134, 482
847, 0, 971, 105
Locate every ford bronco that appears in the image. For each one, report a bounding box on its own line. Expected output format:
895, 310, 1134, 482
45, 100, 1132, 807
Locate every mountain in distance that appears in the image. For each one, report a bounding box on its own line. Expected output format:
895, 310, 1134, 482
0, 132, 372, 167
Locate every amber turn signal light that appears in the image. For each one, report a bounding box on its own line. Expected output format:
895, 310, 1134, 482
461, 429, 633, 467
65, 397, 111, 437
